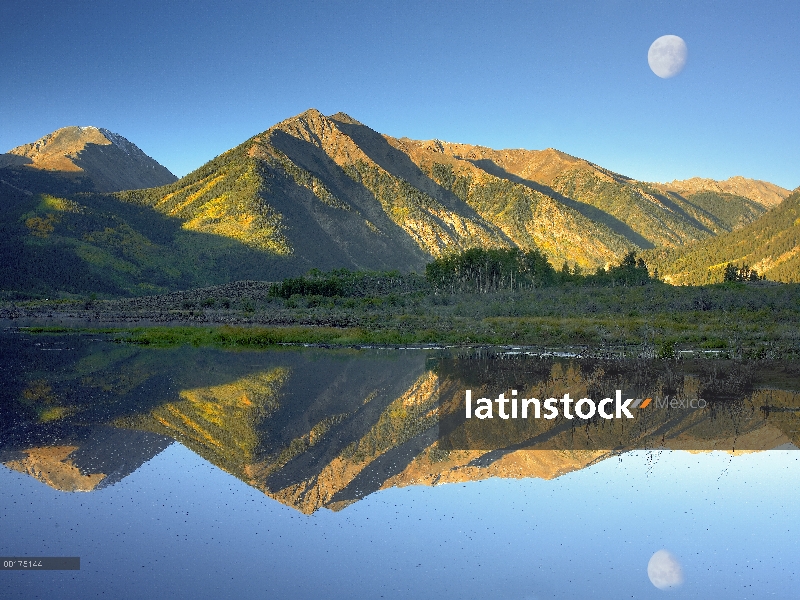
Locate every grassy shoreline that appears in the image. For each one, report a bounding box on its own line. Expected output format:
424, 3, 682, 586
5, 269, 800, 358
12, 312, 799, 359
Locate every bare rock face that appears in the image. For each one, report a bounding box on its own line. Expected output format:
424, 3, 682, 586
0, 126, 176, 192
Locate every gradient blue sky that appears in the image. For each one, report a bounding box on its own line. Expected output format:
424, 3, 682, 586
2, 1, 797, 188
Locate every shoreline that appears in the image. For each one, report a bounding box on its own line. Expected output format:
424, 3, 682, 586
3, 279, 799, 358
5, 319, 796, 360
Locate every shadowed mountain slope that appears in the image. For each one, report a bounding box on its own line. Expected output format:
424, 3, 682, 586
1, 180, 394, 296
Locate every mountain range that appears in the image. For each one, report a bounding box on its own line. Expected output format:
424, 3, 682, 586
0, 110, 795, 296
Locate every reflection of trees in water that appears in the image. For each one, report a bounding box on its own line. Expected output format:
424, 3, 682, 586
438, 357, 800, 456
121, 367, 290, 474
2, 333, 799, 512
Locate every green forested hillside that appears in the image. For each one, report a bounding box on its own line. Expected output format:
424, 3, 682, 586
643, 188, 800, 284
678, 190, 766, 231
420, 160, 634, 267
387, 137, 774, 251
551, 170, 765, 246
0, 186, 303, 297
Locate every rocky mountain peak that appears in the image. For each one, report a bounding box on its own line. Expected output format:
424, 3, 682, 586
328, 112, 363, 125
1, 126, 177, 192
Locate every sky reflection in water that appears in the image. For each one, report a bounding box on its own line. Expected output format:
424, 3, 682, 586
3, 447, 798, 599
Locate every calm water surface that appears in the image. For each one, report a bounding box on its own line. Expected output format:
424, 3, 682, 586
1, 331, 798, 599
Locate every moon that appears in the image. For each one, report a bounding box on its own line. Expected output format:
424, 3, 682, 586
647, 549, 684, 590
648, 35, 688, 78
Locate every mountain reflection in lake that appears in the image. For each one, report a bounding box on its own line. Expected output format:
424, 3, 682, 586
2, 330, 799, 599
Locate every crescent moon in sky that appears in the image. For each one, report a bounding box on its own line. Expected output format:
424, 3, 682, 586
647, 549, 685, 590
648, 35, 688, 78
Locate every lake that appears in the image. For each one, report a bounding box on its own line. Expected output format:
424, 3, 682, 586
2, 329, 798, 598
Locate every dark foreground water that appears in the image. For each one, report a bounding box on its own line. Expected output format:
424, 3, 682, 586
1, 330, 798, 599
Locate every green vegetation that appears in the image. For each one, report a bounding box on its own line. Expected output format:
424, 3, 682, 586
425, 247, 555, 292
118, 146, 291, 254
425, 248, 653, 292
644, 189, 800, 284
550, 169, 749, 248
268, 268, 427, 299
13, 248, 797, 358
115, 325, 367, 347
0, 184, 313, 298
680, 190, 765, 232
342, 159, 506, 256
423, 160, 632, 268
723, 263, 763, 282
72, 285, 798, 357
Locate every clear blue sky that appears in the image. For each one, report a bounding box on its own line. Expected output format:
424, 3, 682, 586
2, 1, 797, 189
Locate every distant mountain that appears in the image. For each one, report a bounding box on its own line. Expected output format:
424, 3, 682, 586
644, 187, 800, 284
0, 110, 792, 296
657, 176, 789, 209
0, 126, 176, 192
